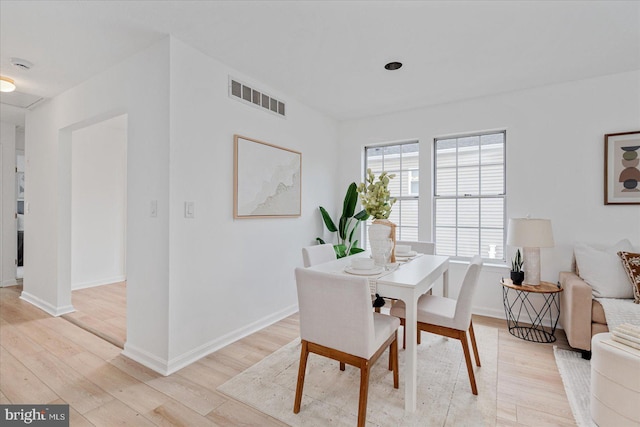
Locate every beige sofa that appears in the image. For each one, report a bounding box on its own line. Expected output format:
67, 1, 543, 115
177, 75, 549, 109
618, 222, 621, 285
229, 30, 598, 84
559, 271, 608, 359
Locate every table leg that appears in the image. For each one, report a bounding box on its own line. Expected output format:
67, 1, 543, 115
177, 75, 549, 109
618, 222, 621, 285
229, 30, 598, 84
442, 270, 449, 298
404, 295, 418, 412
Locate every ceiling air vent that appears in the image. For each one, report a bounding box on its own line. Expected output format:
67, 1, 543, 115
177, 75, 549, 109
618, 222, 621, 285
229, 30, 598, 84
229, 77, 285, 118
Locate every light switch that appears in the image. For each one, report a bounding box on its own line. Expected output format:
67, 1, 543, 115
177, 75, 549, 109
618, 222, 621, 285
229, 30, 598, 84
185, 201, 195, 219
150, 200, 158, 217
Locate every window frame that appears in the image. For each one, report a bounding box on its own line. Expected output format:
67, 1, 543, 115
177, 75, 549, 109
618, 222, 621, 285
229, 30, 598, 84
432, 130, 507, 262
363, 140, 420, 246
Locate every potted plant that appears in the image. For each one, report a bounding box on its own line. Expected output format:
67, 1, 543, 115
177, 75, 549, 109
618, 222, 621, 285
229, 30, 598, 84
317, 182, 369, 258
357, 169, 397, 264
510, 249, 524, 285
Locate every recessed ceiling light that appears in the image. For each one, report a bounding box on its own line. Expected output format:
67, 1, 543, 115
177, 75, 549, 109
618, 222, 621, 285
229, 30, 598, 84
0, 76, 16, 92
384, 62, 403, 71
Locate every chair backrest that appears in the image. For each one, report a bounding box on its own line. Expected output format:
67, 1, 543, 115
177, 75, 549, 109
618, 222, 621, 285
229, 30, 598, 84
295, 268, 375, 359
396, 240, 435, 255
302, 243, 336, 267
453, 255, 483, 329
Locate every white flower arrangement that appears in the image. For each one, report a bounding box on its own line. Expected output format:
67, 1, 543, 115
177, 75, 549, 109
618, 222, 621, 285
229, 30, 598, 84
356, 169, 397, 219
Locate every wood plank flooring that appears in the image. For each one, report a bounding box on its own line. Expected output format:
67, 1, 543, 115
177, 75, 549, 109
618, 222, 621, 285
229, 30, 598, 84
0, 284, 577, 426
62, 282, 127, 349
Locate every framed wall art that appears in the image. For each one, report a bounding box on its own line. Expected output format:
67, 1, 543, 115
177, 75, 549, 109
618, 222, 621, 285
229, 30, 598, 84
234, 135, 301, 218
605, 131, 640, 205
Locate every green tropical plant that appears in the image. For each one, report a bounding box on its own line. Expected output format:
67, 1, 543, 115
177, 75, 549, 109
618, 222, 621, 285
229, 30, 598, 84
511, 249, 523, 272
317, 182, 370, 258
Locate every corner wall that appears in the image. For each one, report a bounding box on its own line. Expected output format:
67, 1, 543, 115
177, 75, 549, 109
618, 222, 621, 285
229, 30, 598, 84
338, 70, 640, 319
23, 38, 171, 366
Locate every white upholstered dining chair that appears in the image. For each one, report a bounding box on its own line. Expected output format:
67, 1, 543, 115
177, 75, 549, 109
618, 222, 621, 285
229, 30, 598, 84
301, 243, 336, 267
390, 255, 483, 395
395, 240, 435, 255
293, 268, 400, 427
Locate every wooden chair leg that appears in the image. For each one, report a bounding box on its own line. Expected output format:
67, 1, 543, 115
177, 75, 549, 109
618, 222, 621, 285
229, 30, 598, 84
417, 330, 421, 345
469, 321, 481, 367
294, 341, 310, 413
401, 319, 406, 349
357, 362, 370, 427
459, 331, 478, 395
340, 362, 345, 371
391, 337, 399, 389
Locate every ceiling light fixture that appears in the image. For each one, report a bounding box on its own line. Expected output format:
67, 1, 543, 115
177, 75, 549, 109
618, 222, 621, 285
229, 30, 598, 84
0, 76, 16, 92
384, 61, 403, 71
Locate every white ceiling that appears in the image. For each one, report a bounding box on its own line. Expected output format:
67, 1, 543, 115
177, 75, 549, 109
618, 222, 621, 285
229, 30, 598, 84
1, 1, 639, 121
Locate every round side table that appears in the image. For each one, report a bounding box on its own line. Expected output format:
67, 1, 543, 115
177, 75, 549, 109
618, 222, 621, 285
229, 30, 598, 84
501, 279, 563, 343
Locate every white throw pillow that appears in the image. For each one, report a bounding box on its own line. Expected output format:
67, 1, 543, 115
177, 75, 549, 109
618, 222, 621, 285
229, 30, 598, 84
574, 239, 634, 299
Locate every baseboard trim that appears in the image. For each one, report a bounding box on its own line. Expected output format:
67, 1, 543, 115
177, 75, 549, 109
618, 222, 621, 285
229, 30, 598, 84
72, 275, 126, 290
123, 303, 299, 376
20, 291, 75, 317
1, 279, 17, 288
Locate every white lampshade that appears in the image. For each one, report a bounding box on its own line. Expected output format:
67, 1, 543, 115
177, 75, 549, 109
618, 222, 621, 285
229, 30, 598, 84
507, 218, 554, 286
507, 218, 554, 248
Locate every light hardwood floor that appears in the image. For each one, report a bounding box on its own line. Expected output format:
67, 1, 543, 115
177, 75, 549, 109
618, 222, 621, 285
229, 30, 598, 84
62, 282, 127, 349
0, 284, 577, 426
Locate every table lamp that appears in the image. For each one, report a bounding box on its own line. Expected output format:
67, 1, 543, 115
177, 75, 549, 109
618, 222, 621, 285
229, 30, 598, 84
506, 218, 554, 285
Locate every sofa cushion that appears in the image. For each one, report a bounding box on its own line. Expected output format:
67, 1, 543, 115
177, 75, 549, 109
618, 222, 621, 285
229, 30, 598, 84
592, 300, 607, 324
618, 251, 640, 304
574, 239, 634, 299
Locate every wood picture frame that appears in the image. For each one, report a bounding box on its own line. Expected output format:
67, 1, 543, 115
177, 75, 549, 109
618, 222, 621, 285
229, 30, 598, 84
605, 131, 640, 205
234, 135, 301, 218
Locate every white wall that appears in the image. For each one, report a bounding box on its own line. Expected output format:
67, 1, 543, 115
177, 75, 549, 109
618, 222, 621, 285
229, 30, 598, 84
166, 38, 338, 368
71, 115, 127, 289
24, 38, 171, 368
22, 36, 340, 374
1, 122, 17, 287
339, 70, 640, 319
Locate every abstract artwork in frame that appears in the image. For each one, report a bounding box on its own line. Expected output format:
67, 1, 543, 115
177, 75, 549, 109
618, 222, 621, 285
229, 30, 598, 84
605, 131, 640, 205
234, 135, 301, 218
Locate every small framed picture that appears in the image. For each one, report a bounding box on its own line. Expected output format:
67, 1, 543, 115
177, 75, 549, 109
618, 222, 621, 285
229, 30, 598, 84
605, 131, 640, 205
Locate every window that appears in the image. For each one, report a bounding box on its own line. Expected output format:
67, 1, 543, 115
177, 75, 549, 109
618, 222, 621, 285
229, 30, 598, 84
433, 131, 506, 261
364, 141, 419, 244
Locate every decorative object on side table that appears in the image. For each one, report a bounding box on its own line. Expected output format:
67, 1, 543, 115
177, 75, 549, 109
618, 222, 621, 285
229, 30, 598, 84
317, 182, 369, 258
604, 130, 640, 205
357, 169, 397, 264
510, 249, 524, 285
506, 217, 555, 286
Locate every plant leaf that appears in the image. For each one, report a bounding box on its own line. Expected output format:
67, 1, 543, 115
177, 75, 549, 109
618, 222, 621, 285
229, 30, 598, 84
319, 207, 337, 232
349, 247, 365, 255
316, 237, 325, 244
338, 216, 347, 241
342, 182, 358, 219
334, 244, 347, 258
354, 209, 370, 221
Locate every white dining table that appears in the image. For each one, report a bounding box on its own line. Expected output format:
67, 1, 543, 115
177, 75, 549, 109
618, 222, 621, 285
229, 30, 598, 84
307, 251, 449, 413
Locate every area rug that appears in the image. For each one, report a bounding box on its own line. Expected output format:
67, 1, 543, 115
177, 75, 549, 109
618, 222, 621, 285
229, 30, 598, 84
553, 347, 595, 427
218, 326, 497, 426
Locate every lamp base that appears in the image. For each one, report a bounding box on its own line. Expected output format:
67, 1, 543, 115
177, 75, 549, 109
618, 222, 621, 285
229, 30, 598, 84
523, 247, 541, 286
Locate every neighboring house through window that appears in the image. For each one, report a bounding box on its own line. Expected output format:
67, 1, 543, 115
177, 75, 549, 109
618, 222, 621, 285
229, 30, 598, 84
433, 131, 506, 260
364, 141, 419, 245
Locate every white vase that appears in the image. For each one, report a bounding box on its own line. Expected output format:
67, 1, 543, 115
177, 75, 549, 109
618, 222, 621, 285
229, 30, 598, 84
369, 222, 393, 266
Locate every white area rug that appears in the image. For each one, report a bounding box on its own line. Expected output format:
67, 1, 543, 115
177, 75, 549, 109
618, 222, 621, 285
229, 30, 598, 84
218, 326, 497, 426
553, 347, 596, 427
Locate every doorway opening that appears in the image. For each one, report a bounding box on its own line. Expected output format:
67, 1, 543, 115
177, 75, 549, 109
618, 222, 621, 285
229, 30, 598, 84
61, 114, 127, 348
